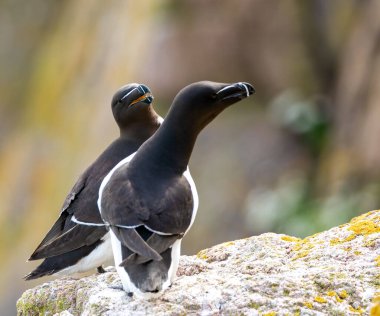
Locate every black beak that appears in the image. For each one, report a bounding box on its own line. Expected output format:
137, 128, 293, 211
137, 84, 154, 104
216, 82, 255, 101
120, 84, 154, 107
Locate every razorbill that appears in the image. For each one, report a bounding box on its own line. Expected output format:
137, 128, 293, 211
25, 83, 162, 280
98, 81, 255, 296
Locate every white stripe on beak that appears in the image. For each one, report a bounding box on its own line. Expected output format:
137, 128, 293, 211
216, 85, 234, 95
120, 87, 139, 102
238, 82, 250, 97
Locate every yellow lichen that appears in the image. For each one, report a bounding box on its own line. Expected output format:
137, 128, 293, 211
350, 210, 378, 224
348, 219, 380, 235
370, 294, 380, 316
292, 243, 303, 251
344, 233, 357, 242
326, 291, 343, 303
354, 250, 362, 255
329, 211, 379, 246
288, 211, 379, 273
339, 290, 348, 299
314, 296, 327, 303
326, 290, 348, 303
196, 250, 208, 260
262, 312, 276, 316
292, 251, 310, 260
371, 304, 380, 316
364, 238, 376, 248
221, 241, 235, 247
329, 233, 356, 245
335, 296, 343, 303
291, 239, 315, 260
349, 305, 364, 314
375, 256, 380, 267
330, 238, 340, 245
306, 232, 321, 240
303, 302, 313, 309
281, 235, 301, 242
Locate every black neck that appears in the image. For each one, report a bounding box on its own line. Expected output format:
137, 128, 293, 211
120, 121, 159, 143
129, 111, 199, 176
119, 108, 161, 143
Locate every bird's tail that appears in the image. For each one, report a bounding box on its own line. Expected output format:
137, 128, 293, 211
24, 241, 102, 280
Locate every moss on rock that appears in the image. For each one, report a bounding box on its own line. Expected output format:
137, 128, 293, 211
17, 210, 380, 315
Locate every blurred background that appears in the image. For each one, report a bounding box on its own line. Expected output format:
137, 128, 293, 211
1, 0, 380, 313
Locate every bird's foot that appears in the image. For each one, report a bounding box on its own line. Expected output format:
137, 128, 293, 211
97, 266, 106, 274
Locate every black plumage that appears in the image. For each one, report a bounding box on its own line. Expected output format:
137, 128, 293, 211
25, 83, 162, 280
98, 81, 254, 296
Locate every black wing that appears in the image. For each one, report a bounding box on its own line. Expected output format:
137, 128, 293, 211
29, 139, 136, 260
25, 238, 104, 280
29, 224, 106, 260
28, 175, 90, 260
100, 169, 194, 264
101, 173, 194, 235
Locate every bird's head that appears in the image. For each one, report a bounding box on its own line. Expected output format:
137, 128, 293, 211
111, 83, 155, 130
169, 81, 255, 131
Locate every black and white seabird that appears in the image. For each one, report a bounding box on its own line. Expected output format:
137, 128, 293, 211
25, 83, 163, 280
98, 81, 255, 296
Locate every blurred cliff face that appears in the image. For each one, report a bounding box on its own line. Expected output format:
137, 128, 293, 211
1, 0, 380, 313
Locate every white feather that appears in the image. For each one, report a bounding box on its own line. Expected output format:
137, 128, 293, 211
71, 215, 106, 226
55, 233, 113, 276
165, 239, 182, 287
183, 168, 199, 233
109, 230, 138, 293
160, 169, 198, 289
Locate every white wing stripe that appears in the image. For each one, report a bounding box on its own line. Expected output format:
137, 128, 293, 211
113, 224, 173, 236
71, 215, 106, 227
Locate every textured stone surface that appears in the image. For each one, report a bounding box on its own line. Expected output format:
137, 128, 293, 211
17, 210, 380, 315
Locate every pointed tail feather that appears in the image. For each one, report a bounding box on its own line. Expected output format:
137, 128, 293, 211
29, 225, 106, 260
28, 213, 72, 260
112, 226, 162, 264
120, 233, 181, 266
25, 240, 102, 280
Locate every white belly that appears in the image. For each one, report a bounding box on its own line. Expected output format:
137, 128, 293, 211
55, 233, 113, 276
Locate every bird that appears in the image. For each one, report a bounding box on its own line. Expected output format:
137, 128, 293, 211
98, 81, 255, 297
25, 83, 163, 280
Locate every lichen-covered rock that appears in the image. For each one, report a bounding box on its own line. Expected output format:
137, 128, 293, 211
17, 210, 380, 315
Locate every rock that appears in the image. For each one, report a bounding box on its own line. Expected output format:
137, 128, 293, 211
17, 210, 380, 315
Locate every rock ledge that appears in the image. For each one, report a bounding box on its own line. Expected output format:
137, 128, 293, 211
17, 210, 380, 315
